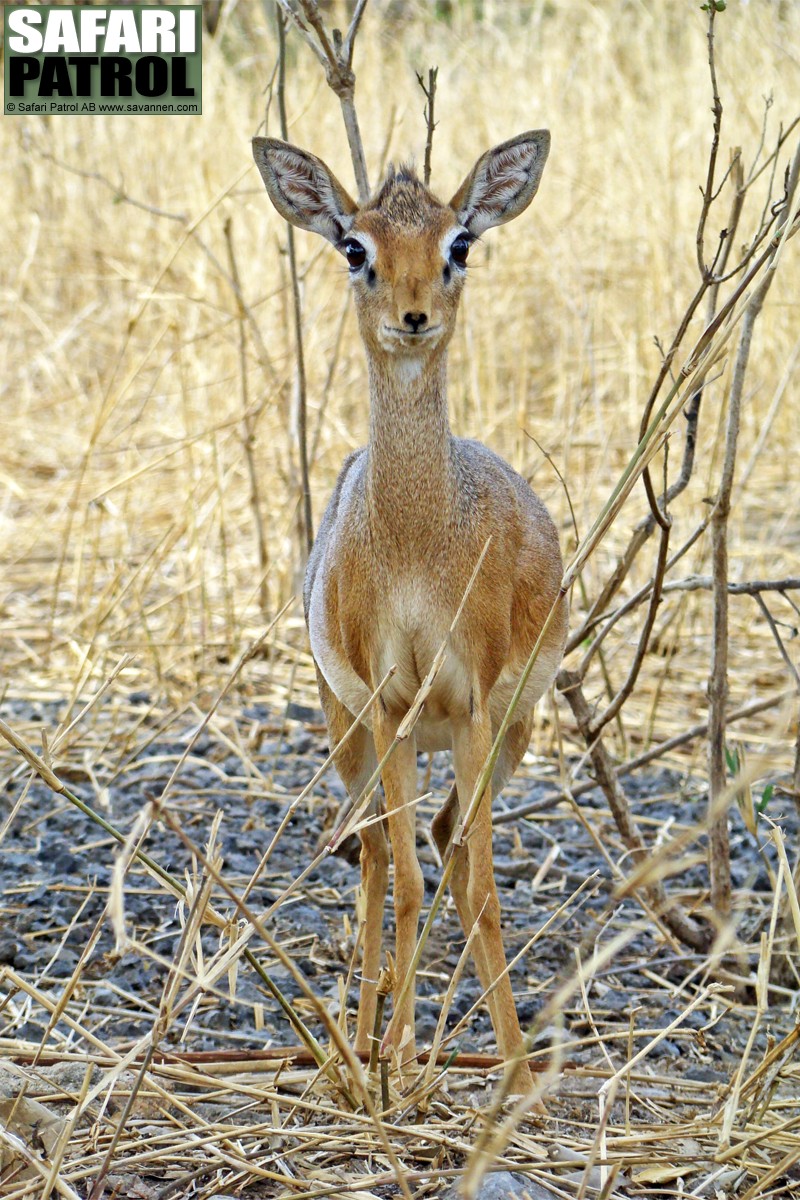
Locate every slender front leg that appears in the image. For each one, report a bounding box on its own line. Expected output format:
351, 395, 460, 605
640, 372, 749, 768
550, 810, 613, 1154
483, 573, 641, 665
372, 708, 423, 1074
316, 674, 389, 1056
452, 705, 533, 1093
355, 800, 390, 1054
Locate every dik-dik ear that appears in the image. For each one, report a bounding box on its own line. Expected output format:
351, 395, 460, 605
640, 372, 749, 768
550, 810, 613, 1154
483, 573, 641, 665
252, 137, 358, 246
449, 131, 550, 238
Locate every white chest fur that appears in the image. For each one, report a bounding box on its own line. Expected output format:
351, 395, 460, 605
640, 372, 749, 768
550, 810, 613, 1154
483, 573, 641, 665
308, 573, 477, 749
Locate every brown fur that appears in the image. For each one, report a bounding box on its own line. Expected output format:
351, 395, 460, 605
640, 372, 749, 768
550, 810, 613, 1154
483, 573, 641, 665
254, 131, 566, 1093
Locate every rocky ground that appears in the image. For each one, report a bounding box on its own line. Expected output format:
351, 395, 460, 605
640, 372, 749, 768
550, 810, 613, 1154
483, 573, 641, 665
0, 694, 788, 1064
1, 693, 798, 1197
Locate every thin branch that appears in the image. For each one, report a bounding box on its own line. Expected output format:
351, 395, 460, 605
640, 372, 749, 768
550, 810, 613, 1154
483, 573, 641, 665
575, 151, 748, 657
224, 217, 270, 617
524, 429, 580, 546
568, 291, 707, 652
589, 519, 671, 736
567, 390, 701, 656
568, 194, 800, 655
737, 330, 800, 494
578, 518, 710, 674
753, 595, 800, 691
709, 147, 742, 206
744, 112, 800, 192
574, 38, 782, 658
280, 0, 371, 202
276, 6, 314, 561
745, 93, 774, 188
416, 67, 438, 188
641, 141, 743, 538
707, 151, 746, 317
556, 669, 712, 953
496, 690, 791, 825
713, 203, 779, 285
273, 0, 327, 66
34, 151, 187, 221
663, 575, 800, 597
707, 137, 800, 915
696, 5, 723, 278
297, 0, 339, 75
343, 0, 369, 65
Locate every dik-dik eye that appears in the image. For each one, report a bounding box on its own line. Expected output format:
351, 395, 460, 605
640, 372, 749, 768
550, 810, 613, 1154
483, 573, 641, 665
450, 237, 470, 266
344, 240, 367, 270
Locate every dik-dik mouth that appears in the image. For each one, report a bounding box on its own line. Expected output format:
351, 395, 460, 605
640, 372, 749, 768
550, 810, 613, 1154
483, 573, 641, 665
379, 322, 443, 351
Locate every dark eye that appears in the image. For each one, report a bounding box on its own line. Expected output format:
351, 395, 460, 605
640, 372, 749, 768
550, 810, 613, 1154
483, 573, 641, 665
344, 240, 366, 270
451, 237, 469, 266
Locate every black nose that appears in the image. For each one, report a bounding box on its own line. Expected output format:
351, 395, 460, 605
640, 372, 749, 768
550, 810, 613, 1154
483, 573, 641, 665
403, 311, 428, 333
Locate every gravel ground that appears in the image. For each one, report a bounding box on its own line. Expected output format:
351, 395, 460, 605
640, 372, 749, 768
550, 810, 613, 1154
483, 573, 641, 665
0, 693, 795, 1082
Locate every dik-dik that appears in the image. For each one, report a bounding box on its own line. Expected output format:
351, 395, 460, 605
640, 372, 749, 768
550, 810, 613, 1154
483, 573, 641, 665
253, 131, 568, 1091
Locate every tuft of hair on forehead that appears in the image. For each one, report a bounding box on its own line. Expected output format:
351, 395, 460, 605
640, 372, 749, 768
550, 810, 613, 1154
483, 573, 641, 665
365, 161, 445, 226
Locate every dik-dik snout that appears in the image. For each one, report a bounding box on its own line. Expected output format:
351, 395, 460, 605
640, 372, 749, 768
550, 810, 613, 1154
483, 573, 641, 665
395, 275, 431, 332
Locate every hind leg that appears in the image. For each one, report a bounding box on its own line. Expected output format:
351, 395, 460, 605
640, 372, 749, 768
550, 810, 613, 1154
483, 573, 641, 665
431, 711, 534, 857
432, 786, 498, 1028
431, 711, 533, 944
315, 669, 388, 1054
432, 715, 535, 1085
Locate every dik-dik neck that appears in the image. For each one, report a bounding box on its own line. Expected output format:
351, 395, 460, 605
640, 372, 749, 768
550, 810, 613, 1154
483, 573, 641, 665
365, 352, 455, 533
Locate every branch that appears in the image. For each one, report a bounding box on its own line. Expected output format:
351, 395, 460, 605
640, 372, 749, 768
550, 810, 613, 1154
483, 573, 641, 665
566, 276, 707, 654
640, 143, 744, 546
743, 112, 800, 193
496, 690, 791, 825
416, 66, 438, 188
342, 0, 369, 67
696, 5, 723, 278
278, 0, 371, 202
556, 670, 712, 953
706, 137, 800, 916
663, 575, 800, 597
276, 6, 313, 559
589, 519, 671, 736
578, 517, 710, 672
754, 595, 800, 691
273, 0, 327, 66
568, 193, 800, 655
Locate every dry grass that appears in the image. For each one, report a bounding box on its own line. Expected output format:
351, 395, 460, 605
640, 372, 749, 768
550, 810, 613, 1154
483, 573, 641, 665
2, 1, 800, 1196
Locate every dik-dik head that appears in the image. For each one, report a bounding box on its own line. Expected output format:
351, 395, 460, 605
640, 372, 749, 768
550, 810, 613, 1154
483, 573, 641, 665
253, 131, 549, 363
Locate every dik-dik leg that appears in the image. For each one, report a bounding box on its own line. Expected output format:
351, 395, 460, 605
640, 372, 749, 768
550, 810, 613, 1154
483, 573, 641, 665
431, 785, 500, 1033
317, 673, 389, 1054
371, 707, 424, 1074
450, 703, 534, 1091
431, 717, 533, 1023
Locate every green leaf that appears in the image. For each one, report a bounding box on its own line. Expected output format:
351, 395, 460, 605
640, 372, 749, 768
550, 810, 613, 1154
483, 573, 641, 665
757, 783, 774, 814
725, 745, 739, 775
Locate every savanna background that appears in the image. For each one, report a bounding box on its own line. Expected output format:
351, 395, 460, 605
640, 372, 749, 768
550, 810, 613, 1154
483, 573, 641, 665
1, 2, 800, 1197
